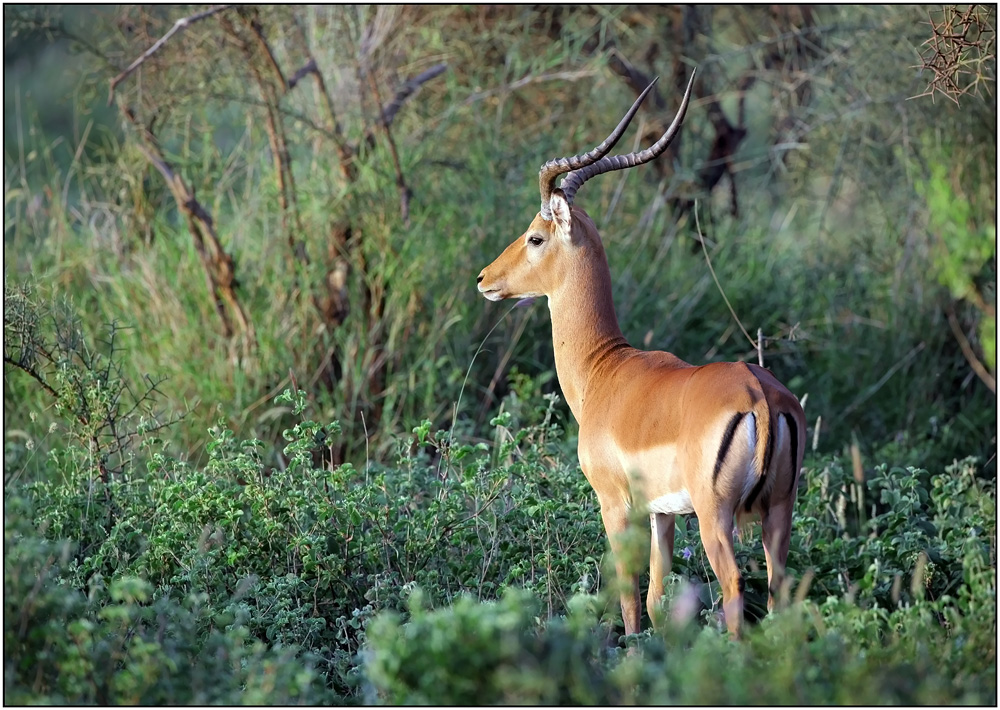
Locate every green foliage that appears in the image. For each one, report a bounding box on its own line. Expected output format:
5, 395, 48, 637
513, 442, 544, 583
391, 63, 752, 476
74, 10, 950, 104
6, 376, 996, 703
3, 5, 995, 705
8, 384, 609, 700
366, 589, 613, 705
916, 159, 996, 371
4, 497, 335, 705
364, 585, 996, 705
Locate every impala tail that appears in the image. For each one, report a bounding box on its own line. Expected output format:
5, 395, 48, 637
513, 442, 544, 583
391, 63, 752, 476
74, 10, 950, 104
737, 389, 802, 528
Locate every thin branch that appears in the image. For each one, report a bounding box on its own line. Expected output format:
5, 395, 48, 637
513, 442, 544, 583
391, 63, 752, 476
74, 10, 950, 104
945, 304, 996, 393
694, 202, 758, 351
836, 342, 927, 424
108, 4, 233, 105
287, 14, 356, 180
287, 58, 318, 89
237, 7, 287, 88
366, 71, 411, 225
3, 356, 60, 401
461, 68, 600, 106
380, 63, 447, 126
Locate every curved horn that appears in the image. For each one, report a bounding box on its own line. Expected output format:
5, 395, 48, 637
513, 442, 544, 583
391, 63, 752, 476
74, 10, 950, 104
558, 68, 696, 208
538, 78, 658, 220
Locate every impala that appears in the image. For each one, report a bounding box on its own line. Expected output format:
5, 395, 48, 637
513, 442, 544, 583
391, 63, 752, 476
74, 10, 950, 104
477, 71, 806, 638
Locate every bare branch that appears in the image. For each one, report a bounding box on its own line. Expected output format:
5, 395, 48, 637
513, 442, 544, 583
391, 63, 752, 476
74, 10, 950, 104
3, 355, 61, 401
287, 58, 318, 89
366, 72, 412, 225
946, 304, 996, 393
108, 4, 233, 105
380, 63, 448, 126
120, 107, 254, 342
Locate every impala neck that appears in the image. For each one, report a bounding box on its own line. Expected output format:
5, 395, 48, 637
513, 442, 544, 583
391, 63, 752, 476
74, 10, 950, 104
548, 247, 628, 420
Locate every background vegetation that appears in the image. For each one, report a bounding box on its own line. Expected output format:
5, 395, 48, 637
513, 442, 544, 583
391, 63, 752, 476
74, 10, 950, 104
4, 4, 996, 704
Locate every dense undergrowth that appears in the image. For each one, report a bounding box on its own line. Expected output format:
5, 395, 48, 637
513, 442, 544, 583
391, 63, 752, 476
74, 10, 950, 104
4, 4, 997, 705
4, 378, 996, 703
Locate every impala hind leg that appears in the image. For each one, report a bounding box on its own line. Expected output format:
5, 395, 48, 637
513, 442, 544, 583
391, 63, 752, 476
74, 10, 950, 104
599, 503, 642, 637
761, 498, 794, 612
699, 514, 744, 638
647, 512, 675, 629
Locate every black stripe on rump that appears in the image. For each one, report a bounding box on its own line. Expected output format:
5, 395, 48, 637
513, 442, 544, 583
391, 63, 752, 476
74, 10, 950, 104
713, 412, 746, 486
786, 413, 799, 497
744, 413, 775, 512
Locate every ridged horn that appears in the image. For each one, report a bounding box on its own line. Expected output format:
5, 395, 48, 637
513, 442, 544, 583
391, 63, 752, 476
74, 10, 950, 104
558, 68, 696, 208
538, 78, 659, 220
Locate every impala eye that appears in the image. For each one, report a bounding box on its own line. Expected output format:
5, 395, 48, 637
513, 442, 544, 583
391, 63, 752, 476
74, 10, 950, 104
527, 235, 544, 247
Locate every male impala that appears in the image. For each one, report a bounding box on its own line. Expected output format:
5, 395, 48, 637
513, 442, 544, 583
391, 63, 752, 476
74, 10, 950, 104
477, 71, 806, 638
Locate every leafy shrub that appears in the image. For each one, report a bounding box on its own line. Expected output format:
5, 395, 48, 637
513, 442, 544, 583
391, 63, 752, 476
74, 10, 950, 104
4, 373, 996, 704
4, 496, 335, 705
365, 588, 615, 704
364, 585, 996, 705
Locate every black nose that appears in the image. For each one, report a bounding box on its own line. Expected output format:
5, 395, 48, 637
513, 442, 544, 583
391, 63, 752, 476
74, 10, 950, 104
476, 275, 484, 283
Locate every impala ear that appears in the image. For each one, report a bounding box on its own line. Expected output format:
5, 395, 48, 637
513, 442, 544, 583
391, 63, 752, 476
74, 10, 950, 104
550, 189, 572, 241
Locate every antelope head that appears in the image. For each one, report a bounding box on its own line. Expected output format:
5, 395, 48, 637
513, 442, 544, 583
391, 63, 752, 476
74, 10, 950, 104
477, 70, 696, 303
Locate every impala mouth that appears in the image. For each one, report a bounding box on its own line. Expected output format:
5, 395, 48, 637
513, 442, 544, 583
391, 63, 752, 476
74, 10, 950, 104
480, 288, 504, 302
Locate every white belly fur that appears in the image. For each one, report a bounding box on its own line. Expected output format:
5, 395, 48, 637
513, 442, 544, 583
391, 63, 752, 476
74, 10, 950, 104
648, 489, 695, 515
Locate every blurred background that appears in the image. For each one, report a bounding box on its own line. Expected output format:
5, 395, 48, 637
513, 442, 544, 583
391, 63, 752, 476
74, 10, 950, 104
4, 5, 995, 470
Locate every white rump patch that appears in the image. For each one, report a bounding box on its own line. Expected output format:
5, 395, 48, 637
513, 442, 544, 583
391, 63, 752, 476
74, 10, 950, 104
648, 489, 694, 515
738, 413, 759, 504
775, 414, 789, 471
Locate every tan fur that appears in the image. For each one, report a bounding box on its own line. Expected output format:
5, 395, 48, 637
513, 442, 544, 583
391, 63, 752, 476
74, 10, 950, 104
478, 196, 806, 638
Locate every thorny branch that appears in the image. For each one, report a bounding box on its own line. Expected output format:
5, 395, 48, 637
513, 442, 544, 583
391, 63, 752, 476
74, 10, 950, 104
915, 4, 995, 104
4, 281, 178, 497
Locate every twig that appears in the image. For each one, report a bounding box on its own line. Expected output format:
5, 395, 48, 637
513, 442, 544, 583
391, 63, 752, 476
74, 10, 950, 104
757, 327, 765, 367
694, 201, 757, 351
836, 342, 927, 424
461, 68, 601, 106
287, 58, 318, 89
3, 356, 60, 400
108, 5, 232, 105
380, 63, 447, 126
366, 72, 411, 225
945, 304, 996, 393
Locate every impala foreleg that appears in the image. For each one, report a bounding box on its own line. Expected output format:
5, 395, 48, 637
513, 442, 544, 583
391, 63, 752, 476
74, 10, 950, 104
647, 512, 675, 629
599, 502, 642, 636
699, 513, 744, 638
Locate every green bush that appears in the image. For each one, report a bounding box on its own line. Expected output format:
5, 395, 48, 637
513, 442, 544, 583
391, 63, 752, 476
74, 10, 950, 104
4, 497, 335, 705
363, 585, 996, 704
5, 377, 996, 703
365, 589, 615, 704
